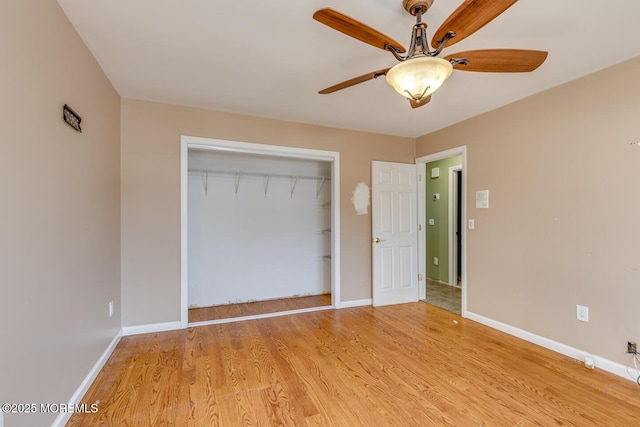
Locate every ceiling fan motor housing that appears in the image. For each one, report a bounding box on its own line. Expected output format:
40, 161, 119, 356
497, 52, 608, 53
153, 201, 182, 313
403, 0, 434, 15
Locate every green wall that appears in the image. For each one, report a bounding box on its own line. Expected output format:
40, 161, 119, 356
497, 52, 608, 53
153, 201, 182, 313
425, 155, 462, 282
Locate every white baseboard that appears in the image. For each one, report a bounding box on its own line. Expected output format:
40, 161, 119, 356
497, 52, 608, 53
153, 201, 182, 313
466, 311, 639, 383
122, 321, 182, 336
127, 301, 372, 332
338, 298, 372, 308
427, 278, 458, 287
51, 330, 122, 427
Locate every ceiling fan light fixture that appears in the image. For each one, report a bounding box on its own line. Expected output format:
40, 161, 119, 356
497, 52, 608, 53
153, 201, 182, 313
385, 56, 453, 101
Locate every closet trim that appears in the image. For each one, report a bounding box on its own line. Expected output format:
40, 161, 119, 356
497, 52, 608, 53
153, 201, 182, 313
180, 136, 341, 328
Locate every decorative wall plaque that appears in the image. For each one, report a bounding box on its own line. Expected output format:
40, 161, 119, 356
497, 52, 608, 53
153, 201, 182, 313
63, 104, 82, 132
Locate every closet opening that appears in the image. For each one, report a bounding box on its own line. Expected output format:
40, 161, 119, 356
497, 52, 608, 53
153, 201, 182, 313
180, 136, 340, 327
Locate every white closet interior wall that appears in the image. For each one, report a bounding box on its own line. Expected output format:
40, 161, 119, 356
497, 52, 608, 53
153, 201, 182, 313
188, 149, 331, 308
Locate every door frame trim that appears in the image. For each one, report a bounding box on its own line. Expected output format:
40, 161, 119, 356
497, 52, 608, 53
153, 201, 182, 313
448, 165, 462, 287
180, 136, 341, 328
416, 146, 467, 317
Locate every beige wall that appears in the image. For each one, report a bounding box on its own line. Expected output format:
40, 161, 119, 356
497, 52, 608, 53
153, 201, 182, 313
0, 1, 121, 426
417, 56, 640, 366
120, 99, 415, 326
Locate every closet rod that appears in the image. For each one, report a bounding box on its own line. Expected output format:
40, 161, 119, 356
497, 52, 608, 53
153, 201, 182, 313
188, 168, 331, 181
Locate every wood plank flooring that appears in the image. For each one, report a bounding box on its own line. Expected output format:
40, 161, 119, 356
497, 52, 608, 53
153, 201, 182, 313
68, 303, 640, 426
189, 294, 332, 323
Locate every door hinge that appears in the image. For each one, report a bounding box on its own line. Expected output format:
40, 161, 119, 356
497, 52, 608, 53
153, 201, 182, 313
418, 274, 423, 281
418, 224, 422, 231
418, 175, 422, 182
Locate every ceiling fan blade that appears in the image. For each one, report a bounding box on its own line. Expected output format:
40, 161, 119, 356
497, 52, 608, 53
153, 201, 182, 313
445, 49, 548, 72
319, 68, 390, 94
313, 8, 406, 53
431, 0, 518, 48
409, 95, 432, 109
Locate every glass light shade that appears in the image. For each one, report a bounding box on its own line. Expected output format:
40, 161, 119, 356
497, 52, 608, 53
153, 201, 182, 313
386, 56, 453, 100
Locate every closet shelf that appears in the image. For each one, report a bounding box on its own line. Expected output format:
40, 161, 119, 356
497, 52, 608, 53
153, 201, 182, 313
189, 168, 330, 182
322, 255, 332, 262
190, 168, 330, 198
322, 229, 331, 236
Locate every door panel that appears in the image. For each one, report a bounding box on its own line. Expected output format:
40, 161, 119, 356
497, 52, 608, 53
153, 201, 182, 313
380, 247, 394, 290
399, 246, 414, 288
372, 161, 419, 306
399, 191, 412, 232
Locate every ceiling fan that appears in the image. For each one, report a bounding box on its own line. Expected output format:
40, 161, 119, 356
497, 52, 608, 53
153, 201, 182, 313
313, 0, 548, 109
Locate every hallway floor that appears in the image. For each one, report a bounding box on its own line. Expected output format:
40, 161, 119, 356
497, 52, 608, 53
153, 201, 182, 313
423, 279, 461, 315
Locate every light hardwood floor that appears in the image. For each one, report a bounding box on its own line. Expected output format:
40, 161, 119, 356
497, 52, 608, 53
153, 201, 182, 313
189, 294, 332, 323
68, 303, 640, 426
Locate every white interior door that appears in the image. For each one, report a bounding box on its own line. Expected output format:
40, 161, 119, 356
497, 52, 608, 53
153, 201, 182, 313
372, 161, 419, 306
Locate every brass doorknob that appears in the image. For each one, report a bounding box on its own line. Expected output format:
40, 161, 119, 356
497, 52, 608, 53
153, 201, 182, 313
372, 237, 381, 243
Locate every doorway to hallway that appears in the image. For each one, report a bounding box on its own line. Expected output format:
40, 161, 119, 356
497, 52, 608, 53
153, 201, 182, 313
416, 147, 467, 316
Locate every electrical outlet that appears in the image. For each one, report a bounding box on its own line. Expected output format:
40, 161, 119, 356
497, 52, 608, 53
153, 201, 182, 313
433, 257, 439, 266
628, 341, 637, 354
576, 305, 589, 322
109, 300, 114, 318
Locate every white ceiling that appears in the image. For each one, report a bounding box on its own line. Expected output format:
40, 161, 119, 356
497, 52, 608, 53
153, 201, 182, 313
58, 0, 640, 138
